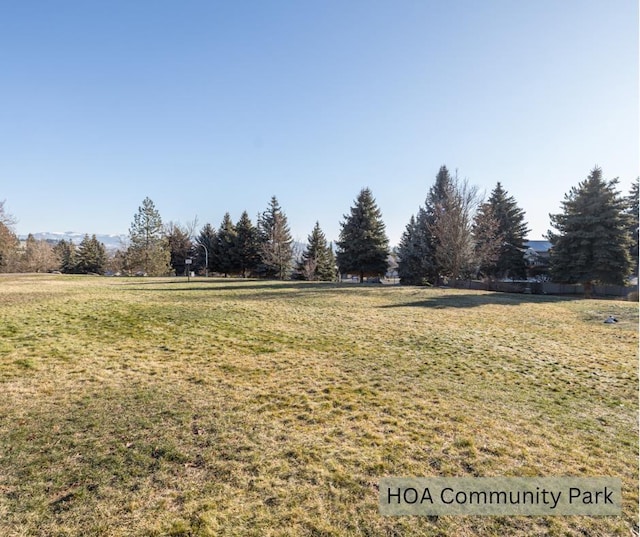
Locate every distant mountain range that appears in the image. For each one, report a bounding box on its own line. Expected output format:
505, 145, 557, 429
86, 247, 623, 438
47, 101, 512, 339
19, 232, 128, 251
20, 232, 310, 257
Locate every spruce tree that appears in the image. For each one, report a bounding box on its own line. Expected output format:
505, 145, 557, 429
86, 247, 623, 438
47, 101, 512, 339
53, 239, 77, 273
626, 179, 639, 276
216, 212, 238, 277
548, 167, 632, 292
127, 197, 171, 276
76, 234, 107, 274
326, 243, 337, 281
472, 202, 504, 279
298, 221, 336, 281
196, 223, 216, 276
487, 182, 529, 279
235, 211, 260, 278
397, 215, 426, 285
165, 223, 193, 276
419, 165, 455, 283
258, 196, 293, 280
336, 188, 389, 281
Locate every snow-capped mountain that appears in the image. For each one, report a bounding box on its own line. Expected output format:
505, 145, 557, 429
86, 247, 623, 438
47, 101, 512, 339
19, 232, 128, 251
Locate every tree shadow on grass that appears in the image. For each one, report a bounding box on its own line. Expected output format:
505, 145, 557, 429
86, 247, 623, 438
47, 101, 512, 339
120, 279, 400, 297
379, 292, 578, 309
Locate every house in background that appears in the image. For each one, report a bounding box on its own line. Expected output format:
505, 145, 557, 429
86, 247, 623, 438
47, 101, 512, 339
524, 240, 552, 280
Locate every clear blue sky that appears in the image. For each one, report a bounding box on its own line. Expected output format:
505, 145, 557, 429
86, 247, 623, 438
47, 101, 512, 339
1, 0, 637, 245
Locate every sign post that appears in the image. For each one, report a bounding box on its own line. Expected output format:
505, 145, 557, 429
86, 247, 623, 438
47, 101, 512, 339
185, 258, 192, 282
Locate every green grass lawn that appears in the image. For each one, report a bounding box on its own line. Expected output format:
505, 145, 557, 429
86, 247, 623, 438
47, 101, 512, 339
0, 274, 637, 536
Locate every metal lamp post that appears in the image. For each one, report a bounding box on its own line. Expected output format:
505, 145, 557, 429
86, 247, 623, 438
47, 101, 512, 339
197, 243, 209, 277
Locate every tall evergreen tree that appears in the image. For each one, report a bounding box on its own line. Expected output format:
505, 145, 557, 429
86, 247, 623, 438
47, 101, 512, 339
418, 165, 455, 283
76, 234, 107, 274
626, 179, 639, 276
298, 221, 336, 281
548, 167, 632, 293
336, 188, 389, 281
54, 239, 77, 273
472, 202, 504, 279
258, 196, 293, 280
487, 182, 529, 279
165, 222, 193, 276
195, 223, 216, 276
216, 212, 239, 277
326, 242, 337, 281
397, 215, 425, 285
127, 197, 171, 276
235, 211, 260, 278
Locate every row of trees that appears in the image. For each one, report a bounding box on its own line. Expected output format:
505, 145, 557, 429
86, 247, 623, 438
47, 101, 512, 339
119, 196, 337, 280
1, 166, 638, 288
0, 230, 109, 274
396, 166, 531, 285
396, 165, 638, 288
1, 203, 110, 274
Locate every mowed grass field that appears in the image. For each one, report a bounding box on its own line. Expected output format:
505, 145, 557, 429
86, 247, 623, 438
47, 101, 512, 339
0, 274, 637, 537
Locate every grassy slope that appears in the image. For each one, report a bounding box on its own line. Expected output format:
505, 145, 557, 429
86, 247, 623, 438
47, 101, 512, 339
0, 274, 637, 537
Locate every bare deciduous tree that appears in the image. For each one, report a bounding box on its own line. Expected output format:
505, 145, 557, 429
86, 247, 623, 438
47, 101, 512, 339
429, 175, 480, 282
0, 201, 20, 272
21, 235, 58, 273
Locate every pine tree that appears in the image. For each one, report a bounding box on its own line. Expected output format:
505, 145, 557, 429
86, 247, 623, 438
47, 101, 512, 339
235, 211, 260, 278
298, 221, 336, 281
626, 179, 639, 276
326, 243, 337, 281
127, 197, 171, 276
336, 188, 389, 281
216, 212, 238, 277
76, 234, 107, 274
418, 165, 455, 284
548, 167, 632, 292
165, 222, 193, 276
54, 239, 77, 273
472, 202, 504, 279
258, 196, 293, 280
487, 182, 529, 279
397, 215, 426, 285
195, 223, 216, 276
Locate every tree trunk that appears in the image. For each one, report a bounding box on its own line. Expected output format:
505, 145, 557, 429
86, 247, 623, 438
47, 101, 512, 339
584, 280, 593, 298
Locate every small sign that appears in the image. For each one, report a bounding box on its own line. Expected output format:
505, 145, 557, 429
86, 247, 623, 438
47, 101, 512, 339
379, 477, 621, 516
185, 259, 192, 265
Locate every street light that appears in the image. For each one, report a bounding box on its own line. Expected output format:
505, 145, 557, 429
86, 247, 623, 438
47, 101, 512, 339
196, 243, 209, 277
